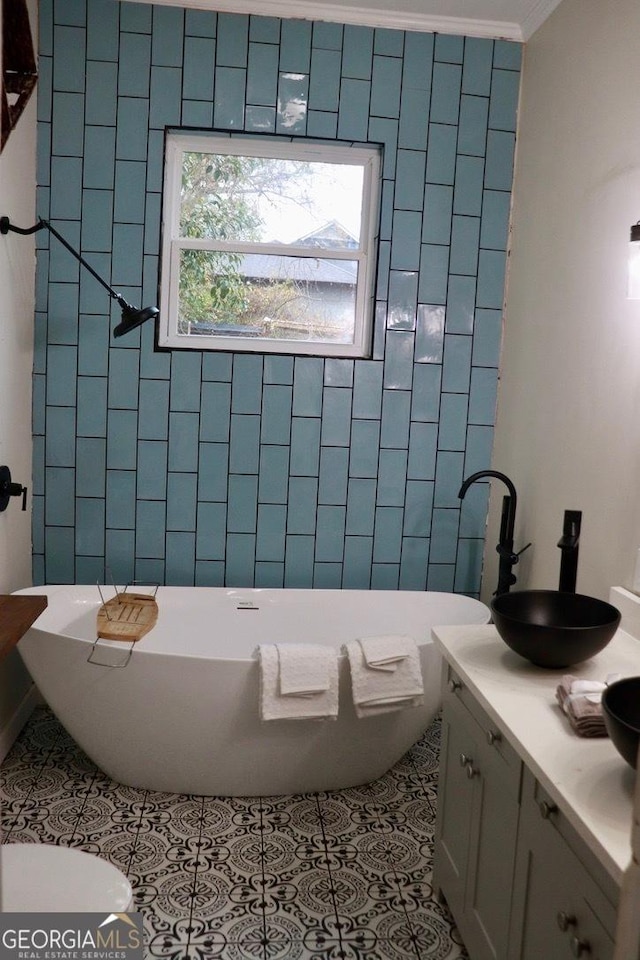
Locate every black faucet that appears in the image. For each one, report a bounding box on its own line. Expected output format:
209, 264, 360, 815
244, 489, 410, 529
557, 509, 581, 592
458, 470, 531, 596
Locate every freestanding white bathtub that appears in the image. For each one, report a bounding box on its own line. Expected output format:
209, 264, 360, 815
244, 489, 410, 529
16, 585, 489, 796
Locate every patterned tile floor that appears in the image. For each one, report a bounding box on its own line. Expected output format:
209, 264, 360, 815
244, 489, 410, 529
0, 707, 468, 960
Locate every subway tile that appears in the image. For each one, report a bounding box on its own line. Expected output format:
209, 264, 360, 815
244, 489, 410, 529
277, 72, 308, 134
168, 411, 200, 471
423, 184, 453, 245
425, 123, 457, 185
377, 448, 408, 506
400, 537, 429, 589
312, 21, 343, 50
446, 275, 476, 334
232, 354, 263, 414
342, 536, 373, 587
450, 216, 480, 276
434, 450, 465, 508
287, 477, 318, 534
186, 9, 217, 38
51, 92, 84, 157
484, 129, 516, 191
170, 352, 202, 412
165, 532, 196, 584
229, 414, 260, 474
349, 419, 380, 479
76, 498, 105, 556
418, 244, 449, 305
84, 59, 117, 128
45, 467, 75, 526
395, 150, 427, 212
198, 442, 229, 502
83, 127, 116, 190
47, 282, 79, 345
368, 118, 398, 179
137, 440, 168, 501
217, 13, 249, 67
427, 562, 455, 592
455, 537, 485, 594
442, 334, 472, 393
76, 436, 106, 496
391, 211, 422, 271
46, 527, 75, 583
182, 37, 215, 100
352, 361, 383, 419
77, 375, 107, 437
33, 436, 45, 496
313, 563, 342, 589
472, 308, 503, 367
214, 66, 246, 128
343, 24, 373, 79
166, 473, 198, 531
289, 417, 321, 477
462, 37, 494, 96
315, 506, 346, 562
116, 98, 149, 162
261, 384, 293, 445
135, 558, 166, 584
111, 223, 144, 287
113, 161, 146, 225
149, 66, 183, 129
468, 367, 499, 424
321, 387, 352, 446
46, 345, 77, 406
152, 6, 184, 67
303, 109, 331, 138
45, 406, 76, 466
258, 445, 290, 504
458, 480, 490, 538
105, 529, 135, 585
403, 31, 433, 91
476, 248, 507, 309
87, 0, 119, 60
120, 3, 152, 32
435, 33, 464, 63
383, 331, 415, 389
247, 42, 278, 107
279, 19, 311, 73
372, 506, 403, 563
370, 55, 402, 119
489, 68, 520, 132
264, 356, 294, 385
82, 189, 114, 251
411, 362, 441, 420
458, 94, 489, 157
107, 410, 138, 470
108, 348, 139, 409
229, 542, 258, 583
429, 507, 458, 563
200, 381, 231, 442
50, 158, 82, 220
403, 480, 433, 536
53, 26, 86, 93
249, 16, 279, 43
106, 470, 136, 529
324, 359, 353, 388
254, 561, 283, 587
310, 49, 340, 112
196, 502, 227, 560
438, 393, 468, 451
380, 389, 411, 449
415, 305, 445, 365
284, 536, 314, 587
337, 79, 370, 141
138, 380, 170, 441
118, 33, 152, 97
33, 375, 45, 436
480, 189, 511, 251
494, 40, 523, 71
454, 155, 484, 216
77, 318, 109, 376
429, 62, 461, 125
256, 504, 286, 561
146, 129, 165, 193
407, 421, 437, 480
398, 86, 429, 151
318, 447, 349, 505
202, 353, 233, 382
136, 500, 166, 559
182, 99, 214, 128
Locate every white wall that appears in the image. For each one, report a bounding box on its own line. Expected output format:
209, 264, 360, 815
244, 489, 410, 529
484, 0, 640, 603
0, 0, 39, 749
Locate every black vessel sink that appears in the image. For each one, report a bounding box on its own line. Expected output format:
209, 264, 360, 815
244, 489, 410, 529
490, 590, 620, 669
602, 677, 640, 768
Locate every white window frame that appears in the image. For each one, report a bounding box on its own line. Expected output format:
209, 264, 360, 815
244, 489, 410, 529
159, 132, 381, 357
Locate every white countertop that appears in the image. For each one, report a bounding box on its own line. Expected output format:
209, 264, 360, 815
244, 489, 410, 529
432, 612, 640, 886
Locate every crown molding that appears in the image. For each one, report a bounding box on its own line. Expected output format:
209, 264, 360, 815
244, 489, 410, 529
519, 0, 563, 40
127, 0, 524, 42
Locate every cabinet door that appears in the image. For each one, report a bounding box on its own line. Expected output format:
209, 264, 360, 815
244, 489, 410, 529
509, 784, 615, 960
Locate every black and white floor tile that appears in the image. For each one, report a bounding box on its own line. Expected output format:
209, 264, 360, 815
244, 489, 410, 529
0, 707, 468, 960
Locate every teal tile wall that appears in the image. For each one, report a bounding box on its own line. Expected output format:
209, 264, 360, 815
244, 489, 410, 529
33, 0, 522, 593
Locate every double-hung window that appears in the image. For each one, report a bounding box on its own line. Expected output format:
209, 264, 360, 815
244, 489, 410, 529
159, 132, 381, 357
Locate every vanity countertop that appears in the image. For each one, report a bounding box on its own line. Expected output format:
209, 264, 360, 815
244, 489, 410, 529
432, 618, 640, 886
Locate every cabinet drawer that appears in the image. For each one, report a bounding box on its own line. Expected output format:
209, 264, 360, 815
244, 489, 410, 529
444, 664, 522, 793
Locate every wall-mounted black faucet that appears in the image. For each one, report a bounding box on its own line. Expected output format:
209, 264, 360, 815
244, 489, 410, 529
458, 470, 531, 596
0, 465, 27, 512
557, 509, 581, 592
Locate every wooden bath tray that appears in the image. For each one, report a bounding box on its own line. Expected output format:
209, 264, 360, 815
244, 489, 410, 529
97, 592, 158, 643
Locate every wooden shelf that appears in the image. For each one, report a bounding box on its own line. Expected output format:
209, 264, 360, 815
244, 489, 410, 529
0, 594, 47, 663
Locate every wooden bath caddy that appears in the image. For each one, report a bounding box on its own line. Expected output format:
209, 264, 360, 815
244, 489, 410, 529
97, 592, 158, 643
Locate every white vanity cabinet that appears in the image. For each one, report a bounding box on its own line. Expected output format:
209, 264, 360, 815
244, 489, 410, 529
431, 624, 633, 960
434, 665, 521, 960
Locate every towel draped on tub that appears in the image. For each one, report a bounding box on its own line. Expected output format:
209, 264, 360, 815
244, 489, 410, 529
345, 634, 424, 718
258, 643, 339, 720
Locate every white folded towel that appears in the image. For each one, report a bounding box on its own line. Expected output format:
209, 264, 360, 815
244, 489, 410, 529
358, 634, 415, 672
258, 644, 339, 721
345, 635, 424, 718
278, 643, 330, 696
